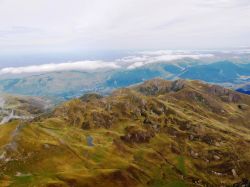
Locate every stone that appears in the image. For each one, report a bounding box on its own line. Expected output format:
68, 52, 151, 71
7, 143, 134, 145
0, 151, 6, 160
232, 169, 238, 178
213, 155, 220, 160
121, 126, 154, 143
43, 144, 50, 149
190, 150, 199, 158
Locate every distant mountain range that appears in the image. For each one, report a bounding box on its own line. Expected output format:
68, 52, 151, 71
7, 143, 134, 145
180, 61, 250, 83
0, 71, 112, 103
106, 60, 250, 88
0, 51, 250, 102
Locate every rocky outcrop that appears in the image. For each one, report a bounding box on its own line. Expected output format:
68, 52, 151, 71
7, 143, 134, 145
121, 126, 155, 143
170, 79, 185, 92
208, 85, 242, 103
80, 93, 103, 102
135, 79, 186, 95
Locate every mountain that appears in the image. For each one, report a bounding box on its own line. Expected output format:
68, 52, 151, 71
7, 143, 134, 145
179, 61, 250, 83
1, 79, 250, 186
0, 70, 113, 102
106, 68, 162, 88
236, 83, 250, 95
0, 59, 250, 101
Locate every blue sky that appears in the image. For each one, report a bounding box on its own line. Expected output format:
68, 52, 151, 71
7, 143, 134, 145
0, 0, 250, 56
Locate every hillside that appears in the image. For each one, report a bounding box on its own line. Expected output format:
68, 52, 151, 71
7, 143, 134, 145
0, 94, 52, 125
179, 61, 250, 83
0, 70, 113, 102
1, 79, 250, 186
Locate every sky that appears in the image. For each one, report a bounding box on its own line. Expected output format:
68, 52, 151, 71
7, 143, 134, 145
0, 0, 250, 56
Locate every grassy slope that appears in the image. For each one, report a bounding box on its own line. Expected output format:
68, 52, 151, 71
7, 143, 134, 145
1, 79, 250, 186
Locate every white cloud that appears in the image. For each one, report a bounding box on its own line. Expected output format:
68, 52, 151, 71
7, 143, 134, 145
2, 48, 250, 74
0, 0, 250, 53
0, 50, 216, 74
0, 61, 120, 75
123, 51, 214, 69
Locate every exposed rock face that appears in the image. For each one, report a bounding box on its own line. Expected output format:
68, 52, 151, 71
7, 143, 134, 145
208, 85, 230, 95
80, 93, 103, 102
208, 85, 242, 103
135, 79, 186, 95
135, 79, 171, 95
170, 79, 185, 92
121, 126, 155, 143
228, 93, 241, 102
91, 111, 114, 128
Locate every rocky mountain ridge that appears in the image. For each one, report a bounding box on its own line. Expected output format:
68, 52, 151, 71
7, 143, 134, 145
0, 79, 250, 186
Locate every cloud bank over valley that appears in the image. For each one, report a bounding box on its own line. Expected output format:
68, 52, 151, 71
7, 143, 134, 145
0, 50, 216, 75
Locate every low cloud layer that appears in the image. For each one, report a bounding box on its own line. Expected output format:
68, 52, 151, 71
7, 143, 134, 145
117, 50, 214, 69
0, 61, 120, 75
0, 50, 216, 74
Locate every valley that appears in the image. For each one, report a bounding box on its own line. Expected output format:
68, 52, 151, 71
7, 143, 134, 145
1, 0, 250, 186
1, 57, 250, 103
1, 79, 250, 186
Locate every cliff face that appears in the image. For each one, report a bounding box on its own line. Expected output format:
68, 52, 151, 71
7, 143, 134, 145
1, 79, 250, 186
